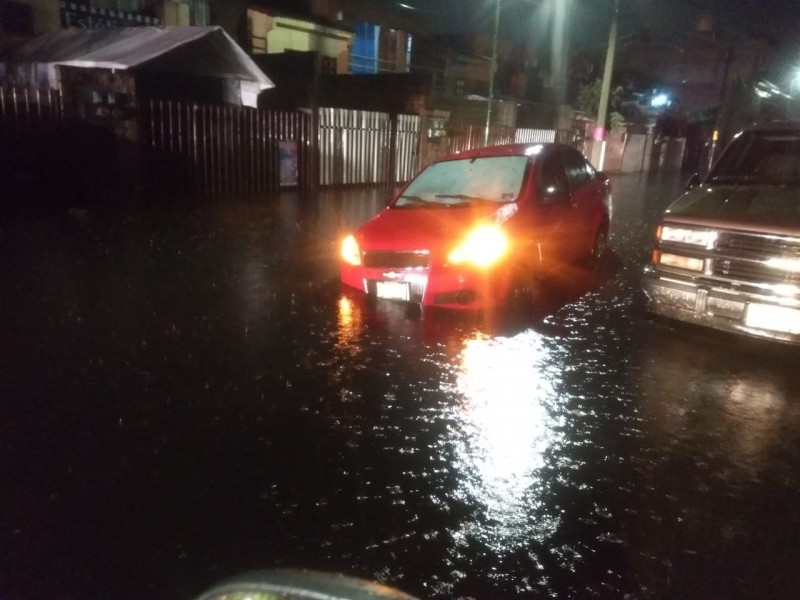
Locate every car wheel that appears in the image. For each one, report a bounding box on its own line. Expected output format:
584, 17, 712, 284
588, 227, 608, 273
509, 266, 541, 310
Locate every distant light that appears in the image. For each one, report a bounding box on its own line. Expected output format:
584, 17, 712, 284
525, 144, 543, 156
650, 93, 670, 108
397, 2, 417, 9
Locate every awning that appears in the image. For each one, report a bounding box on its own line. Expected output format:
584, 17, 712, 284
5, 26, 274, 105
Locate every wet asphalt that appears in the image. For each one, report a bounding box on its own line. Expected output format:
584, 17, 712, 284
1, 172, 799, 600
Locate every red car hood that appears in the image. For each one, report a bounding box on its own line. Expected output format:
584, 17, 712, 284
356, 204, 510, 251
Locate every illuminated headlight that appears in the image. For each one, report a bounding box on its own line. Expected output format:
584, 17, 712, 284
657, 252, 704, 272
448, 225, 509, 267
764, 257, 800, 273
341, 234, 361, 266
659, 225, 717, 248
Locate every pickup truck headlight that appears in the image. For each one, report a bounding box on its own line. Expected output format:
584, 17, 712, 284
448, 225, 509, 268
658, 225, 717, 248
341, 234, 361, 266
654, 251, 704, 272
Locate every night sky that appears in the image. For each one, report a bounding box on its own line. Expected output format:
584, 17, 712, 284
404, 0, 800, 60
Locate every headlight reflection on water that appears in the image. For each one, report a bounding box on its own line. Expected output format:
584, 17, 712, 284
448, 330, 563, 550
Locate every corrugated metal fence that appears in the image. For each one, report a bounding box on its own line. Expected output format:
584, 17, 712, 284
140, 100, 312, 197
318, 108, 421, 186
0, 87, 64, 134
447, 124, 516, 154
2, 87, 577, 202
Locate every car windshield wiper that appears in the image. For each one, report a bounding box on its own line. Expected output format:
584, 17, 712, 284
434, 194, 506, 205
395, 195, 437, 207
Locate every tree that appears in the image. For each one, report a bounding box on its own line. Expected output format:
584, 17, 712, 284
575, 78, 625, 132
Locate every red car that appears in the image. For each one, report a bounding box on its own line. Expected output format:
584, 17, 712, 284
340, 143, 612, 310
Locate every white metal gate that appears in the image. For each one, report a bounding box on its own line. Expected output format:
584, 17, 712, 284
318, 107, 420, 186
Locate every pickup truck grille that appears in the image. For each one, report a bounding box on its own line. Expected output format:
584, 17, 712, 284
716, 232, 800, 258
363, 250, 430, 269
712, 232, 800, 285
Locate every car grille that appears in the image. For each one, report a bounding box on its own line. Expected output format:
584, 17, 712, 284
711, 232, 800, 285
363, 250, 430, 269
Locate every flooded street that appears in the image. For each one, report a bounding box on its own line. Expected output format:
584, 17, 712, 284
2, 172, 800, 600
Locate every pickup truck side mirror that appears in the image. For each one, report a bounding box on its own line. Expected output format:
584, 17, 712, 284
596, 171, 609, 183
686, 173, 702, 190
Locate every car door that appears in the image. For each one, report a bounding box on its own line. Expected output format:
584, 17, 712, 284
530, 147, 581, 266
559, 146, 605, 256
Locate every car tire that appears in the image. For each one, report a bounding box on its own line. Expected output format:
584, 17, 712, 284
588, 227, 608, 273
508, 265, 541, 311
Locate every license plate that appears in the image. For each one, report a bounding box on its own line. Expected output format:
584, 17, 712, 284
375, 280, 410, 301
745, 303, 800, 334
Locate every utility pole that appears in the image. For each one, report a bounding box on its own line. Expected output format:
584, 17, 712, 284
484, 0, 501, 145
590, 0, 620, 169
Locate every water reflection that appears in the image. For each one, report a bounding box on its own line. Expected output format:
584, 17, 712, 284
724, 376, 787, 476
336, 296, 363, 352
635, 326, 796, 480
449, 330, 562, 550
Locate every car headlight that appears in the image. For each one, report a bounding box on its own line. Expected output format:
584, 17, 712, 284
658, 225, 717, 248
341, 234, 361, 266
448, 225, 509, 268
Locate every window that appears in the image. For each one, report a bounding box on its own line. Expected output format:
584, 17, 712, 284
559, 147, 594, 189
538, 152, 568, 194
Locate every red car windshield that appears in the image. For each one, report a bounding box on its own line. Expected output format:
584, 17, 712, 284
394, 155, 529, 207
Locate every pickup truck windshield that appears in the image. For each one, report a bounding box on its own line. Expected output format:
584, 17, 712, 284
710, 130, 800, 184
394, 155, 528, 207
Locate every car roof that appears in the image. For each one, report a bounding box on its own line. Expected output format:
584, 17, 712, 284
435, 142, 567, 162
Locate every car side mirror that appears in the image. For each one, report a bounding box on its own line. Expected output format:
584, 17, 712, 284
596, 171, 609, 183
686, 173, 701, 190
541, 186, 571, 205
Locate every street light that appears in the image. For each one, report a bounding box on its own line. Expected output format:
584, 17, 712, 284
590, 0, 620, 170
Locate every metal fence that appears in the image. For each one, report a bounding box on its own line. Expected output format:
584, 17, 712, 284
515, 128, 556, 143
447, 123, 516, 154
140, 99, 312, 197
0, 86, 64, 135
318, 108, 421, 186
2, 86, 579, 204
2, 87, 68, 205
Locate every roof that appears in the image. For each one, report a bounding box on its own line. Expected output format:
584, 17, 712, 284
5, 26, 273, 92
440, 143, 563, 161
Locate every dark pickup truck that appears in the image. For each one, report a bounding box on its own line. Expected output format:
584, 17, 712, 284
642, 122, 800, 344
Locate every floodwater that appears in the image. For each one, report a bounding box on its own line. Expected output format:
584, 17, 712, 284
2, 173, 799, 600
